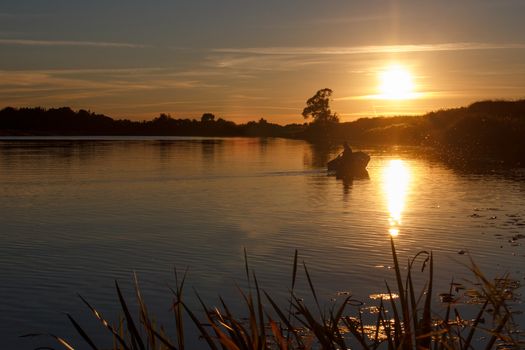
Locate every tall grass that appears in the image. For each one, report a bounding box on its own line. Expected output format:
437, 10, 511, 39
28, 239, 522, 349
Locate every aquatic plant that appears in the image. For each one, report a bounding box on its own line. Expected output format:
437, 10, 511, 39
29, 239, 522, 349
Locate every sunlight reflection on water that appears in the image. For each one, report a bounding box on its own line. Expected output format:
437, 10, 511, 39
383, 159, 411, 237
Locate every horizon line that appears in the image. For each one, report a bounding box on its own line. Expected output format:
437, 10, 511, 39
2, 98, 523, 124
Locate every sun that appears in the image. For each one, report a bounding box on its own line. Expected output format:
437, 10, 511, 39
378, 65, 415, 100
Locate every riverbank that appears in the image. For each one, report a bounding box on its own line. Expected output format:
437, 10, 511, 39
1, 100, 524, 167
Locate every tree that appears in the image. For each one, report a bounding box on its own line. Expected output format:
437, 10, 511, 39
302, 88, 339, 124
201, 113, 215, 122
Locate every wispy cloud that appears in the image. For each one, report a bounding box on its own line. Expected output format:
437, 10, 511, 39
228, 94, 268, 101
207, 53, 331, 72
336, 92, 428, 101
213, 42, 525, 56
0, 38, 146, 48
253, 13, 388, 30
0, 68, 223, 87
311, 14, 388, 25
0, 68, 222, 105
205, 42, 525, 75
0, 12, 49, 19
0, 67, 238, 82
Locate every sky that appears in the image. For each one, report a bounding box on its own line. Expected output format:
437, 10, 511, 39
1, 0, 525, 124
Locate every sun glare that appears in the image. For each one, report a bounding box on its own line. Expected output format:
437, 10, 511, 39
378, 65, 415, 100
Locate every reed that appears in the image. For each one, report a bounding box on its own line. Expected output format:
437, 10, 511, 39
29, 240, 521, 349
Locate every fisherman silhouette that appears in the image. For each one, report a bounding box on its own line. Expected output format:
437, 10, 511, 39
342, 141, 352, 160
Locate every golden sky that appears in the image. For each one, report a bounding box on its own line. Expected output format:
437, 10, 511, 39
1, 1, 525, 124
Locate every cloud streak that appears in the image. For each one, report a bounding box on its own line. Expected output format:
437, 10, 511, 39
205, 42, 525, 75
0, 38, 146, 48
0, 68, 222, 105
213, 42, 525, 56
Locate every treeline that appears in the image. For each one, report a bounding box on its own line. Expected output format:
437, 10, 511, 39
332, 100, 525, 166
0, 107, 304, 138
1, 100, 524, 165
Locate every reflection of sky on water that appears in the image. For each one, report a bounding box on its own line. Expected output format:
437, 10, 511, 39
0, 138, 524, 349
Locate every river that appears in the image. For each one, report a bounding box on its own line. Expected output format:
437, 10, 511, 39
1, 137, 524, 349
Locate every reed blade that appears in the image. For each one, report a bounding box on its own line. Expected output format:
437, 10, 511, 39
115, 280, 145, 350
303, 262, 323, 321
77, 294, 132, 350
66, 313, 100, 350
420, 252, 433, 349
181, 302, 218, 350
484, 312, 510, 350
264, 291, 304, 347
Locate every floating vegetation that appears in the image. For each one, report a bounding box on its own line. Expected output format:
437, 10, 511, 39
369, 292, 399, 300
439, 293, 456, 303
335, 290, 351, 296
361, 305, 382, 314
341, 317, 394, 342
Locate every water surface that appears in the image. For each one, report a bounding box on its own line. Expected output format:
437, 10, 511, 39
1, 137, 524, 348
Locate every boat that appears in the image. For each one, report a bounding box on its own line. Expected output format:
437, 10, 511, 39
327, 151, 370, 175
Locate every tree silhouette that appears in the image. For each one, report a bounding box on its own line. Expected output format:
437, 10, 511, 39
201, 113, 215, 122
302, 88, 339, 124
301, 88, 340, 142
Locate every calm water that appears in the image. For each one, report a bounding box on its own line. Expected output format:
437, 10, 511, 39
1, 137, 524, 349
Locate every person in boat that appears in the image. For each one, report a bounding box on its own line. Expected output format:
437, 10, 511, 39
342, 141, 352, 160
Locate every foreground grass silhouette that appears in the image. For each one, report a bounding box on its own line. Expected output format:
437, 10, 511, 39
29, 237, 522, 349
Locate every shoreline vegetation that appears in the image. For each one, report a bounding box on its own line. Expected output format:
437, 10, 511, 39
28, 240, 523, 349
1, 98, 525, 167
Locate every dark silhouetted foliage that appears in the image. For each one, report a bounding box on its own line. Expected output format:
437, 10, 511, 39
301, 88, 340, 142
330, 100, 525, 166
0, 107, 303, 138
1, 99, 524, 166
302, 88, 339, 124
201, 113, 215, 122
